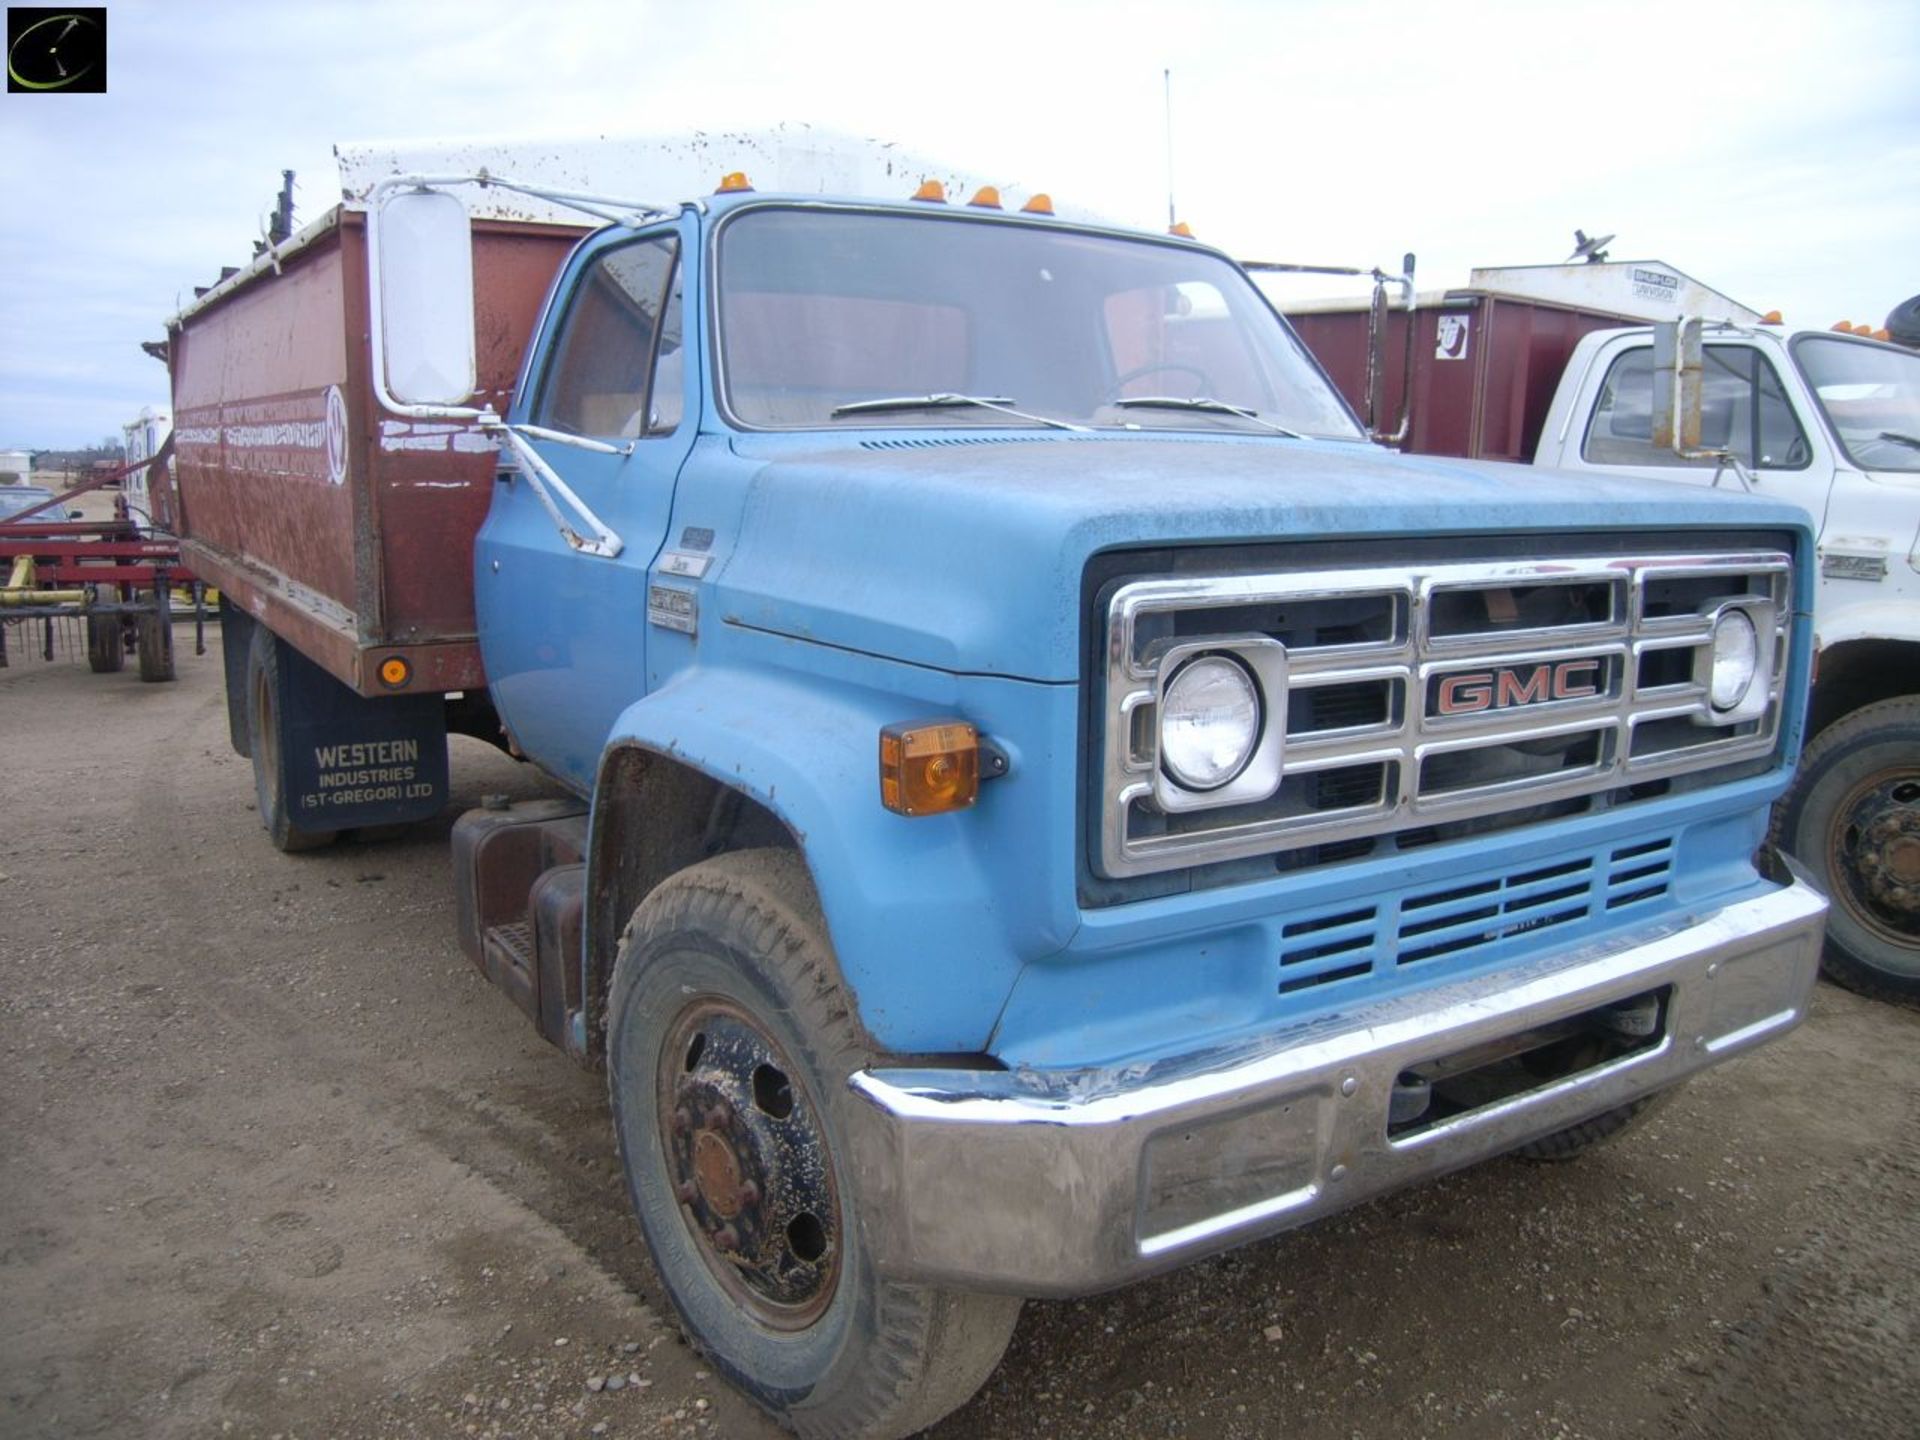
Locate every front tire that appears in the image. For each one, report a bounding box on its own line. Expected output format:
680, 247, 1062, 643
1515, 1088, 1678, 1161
1776, 697, 1920, 1004
606, 850, 1020, 1440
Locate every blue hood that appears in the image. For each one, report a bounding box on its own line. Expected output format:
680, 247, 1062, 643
715, 432, 1813, 682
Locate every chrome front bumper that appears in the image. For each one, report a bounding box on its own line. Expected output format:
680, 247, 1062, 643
844, 877, 1826, 1298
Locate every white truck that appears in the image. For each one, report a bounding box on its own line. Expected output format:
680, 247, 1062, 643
1532, 320, 1919, 1002
119, 408, 170, 532
1283, 268, 1918, 1003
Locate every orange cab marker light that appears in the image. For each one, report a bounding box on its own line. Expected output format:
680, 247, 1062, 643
1760, 310, 1783, 325
715, 172, 753, 194
1831, 320, 1854, 332
378, 656, 411, 689
911, 179, 947, 203
1873, 327, 1892, 341
879, 721, 980, 816
1169, 220, 1194, 237
968, 185, 1003, 209
1020, 192, 1054, 215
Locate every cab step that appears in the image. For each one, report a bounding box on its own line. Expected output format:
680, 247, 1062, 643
453, 798, 591, 1056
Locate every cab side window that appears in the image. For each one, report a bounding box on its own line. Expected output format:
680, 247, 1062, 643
535, 236, 683, 439
1582, 346, 1809, 470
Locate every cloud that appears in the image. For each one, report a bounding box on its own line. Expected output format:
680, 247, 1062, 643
3, 0, 1915, 445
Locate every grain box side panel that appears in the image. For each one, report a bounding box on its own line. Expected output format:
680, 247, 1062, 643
348, 217, 584, 648
1476, 299, 1642, 462
1407, 302, 1485, 459
171, 233, 357, 620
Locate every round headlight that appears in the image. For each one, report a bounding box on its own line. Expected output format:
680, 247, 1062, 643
1160, 655, 1261, 791
1709, 608, 1759, 711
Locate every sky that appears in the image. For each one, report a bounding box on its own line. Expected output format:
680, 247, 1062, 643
2, 0, 1916, 449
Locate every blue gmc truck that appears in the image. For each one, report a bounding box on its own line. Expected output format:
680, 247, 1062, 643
163, 141, 1829, 1438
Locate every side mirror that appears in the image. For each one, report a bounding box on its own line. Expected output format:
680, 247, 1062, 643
373, 187, 477, 409
1650, 318, 1704, 456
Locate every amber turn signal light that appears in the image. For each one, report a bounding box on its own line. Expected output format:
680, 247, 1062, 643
879, 721, 980, 816
377, 655, 411, 689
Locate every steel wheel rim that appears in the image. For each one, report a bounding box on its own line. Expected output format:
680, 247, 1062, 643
1826, 764, 1920, 959
656, 997, 843, 1330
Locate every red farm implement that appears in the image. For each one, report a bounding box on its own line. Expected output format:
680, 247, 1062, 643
0, 443, 206, 680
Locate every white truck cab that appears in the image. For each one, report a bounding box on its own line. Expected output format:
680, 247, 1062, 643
1537, 323, 1920, 1000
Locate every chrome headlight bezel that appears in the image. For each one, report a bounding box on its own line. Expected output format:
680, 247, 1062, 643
1150, 636, 1289, 814
1693, 598, 1774, 724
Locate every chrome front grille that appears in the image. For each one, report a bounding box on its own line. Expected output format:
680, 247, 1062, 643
1099, 552, 1790, 878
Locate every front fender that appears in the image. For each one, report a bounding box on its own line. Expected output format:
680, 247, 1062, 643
593, 648, 1080, 1054
1816, 596, 1920, 651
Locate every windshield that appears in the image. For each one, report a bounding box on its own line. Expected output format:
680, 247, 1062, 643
1793, 336, 1920, 473
0, 487, 56, 522
715, 207, 1363, 439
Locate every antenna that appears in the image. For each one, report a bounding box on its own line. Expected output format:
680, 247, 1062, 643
1163, 68, 1176, 230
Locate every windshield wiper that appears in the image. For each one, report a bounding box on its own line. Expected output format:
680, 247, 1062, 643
829, 393, 1087, 432
1111, 396, 1304, 438
1877, 430, 1920, 451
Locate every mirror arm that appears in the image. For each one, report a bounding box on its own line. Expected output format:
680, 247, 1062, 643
1709, 451, 1758, 492
512, 423, 632, 457
484, 415, 625, 558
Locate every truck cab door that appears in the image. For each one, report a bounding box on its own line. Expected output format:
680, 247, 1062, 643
1550, 336, 1838, 533
475, 219, 699, 792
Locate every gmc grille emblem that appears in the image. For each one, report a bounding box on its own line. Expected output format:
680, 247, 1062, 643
1435, 658, 1602, 716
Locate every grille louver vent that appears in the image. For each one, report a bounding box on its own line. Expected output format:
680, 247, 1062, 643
1273, 837, 1677, 998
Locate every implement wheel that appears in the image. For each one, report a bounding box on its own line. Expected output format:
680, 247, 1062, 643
86, 607, 124, 673
607, 850, 1020, 1440
135, 607, 174, 683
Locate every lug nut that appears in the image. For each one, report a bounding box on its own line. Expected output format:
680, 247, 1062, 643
712, 1225, 740, 1252
706, 1102, 733, 1130
672, 1107, 693, 1135
675, 1181, 699, 1206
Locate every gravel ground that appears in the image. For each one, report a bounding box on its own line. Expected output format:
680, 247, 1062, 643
2, 631, 1916, 1439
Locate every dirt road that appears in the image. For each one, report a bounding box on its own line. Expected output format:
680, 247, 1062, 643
3, 635, 1916, 1439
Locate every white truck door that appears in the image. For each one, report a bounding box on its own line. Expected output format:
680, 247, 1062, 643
1540, 333, 1837, 534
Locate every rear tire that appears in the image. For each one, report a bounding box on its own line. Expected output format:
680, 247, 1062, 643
606, 850, 1020, 1440
246, 624, 334, 853
1775, 697, 1920, 1005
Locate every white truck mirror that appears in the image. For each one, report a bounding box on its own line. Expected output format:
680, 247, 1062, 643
373, 187, 477, 410
1651, 318, 1704, 456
